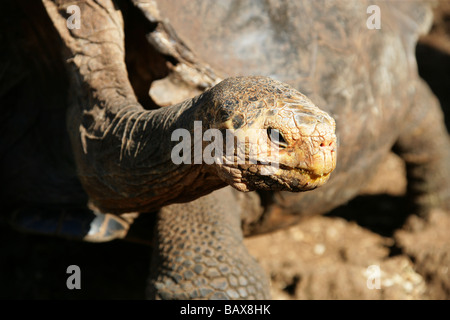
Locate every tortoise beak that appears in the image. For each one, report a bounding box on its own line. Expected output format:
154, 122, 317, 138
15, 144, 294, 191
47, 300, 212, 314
296, 132, 337, 178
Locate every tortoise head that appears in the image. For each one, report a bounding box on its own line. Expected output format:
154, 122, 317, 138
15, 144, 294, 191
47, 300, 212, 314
202, 76, 337, 192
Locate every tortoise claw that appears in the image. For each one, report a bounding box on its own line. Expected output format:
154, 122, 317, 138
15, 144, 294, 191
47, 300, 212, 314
10, 206, 132, 242
83, 212, 130, 242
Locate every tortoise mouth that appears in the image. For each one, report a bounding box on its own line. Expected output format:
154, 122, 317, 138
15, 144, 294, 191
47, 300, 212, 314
272, 166, 332, 191
228, 162, 334, 192
281, 165, 332, 180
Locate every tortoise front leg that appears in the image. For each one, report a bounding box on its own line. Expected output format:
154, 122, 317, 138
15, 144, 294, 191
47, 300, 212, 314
394, 79, 450, 217
147, 187, 270, 300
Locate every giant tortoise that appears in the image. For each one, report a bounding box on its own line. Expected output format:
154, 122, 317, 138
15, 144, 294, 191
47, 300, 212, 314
1, 0, 449, 299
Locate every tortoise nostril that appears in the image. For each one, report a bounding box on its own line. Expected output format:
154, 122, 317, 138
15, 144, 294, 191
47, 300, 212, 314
320, 140, 336, 149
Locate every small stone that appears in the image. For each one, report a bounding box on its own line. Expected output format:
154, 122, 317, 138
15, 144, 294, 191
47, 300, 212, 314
314, 243, 326, 255
403, 281, 413, 293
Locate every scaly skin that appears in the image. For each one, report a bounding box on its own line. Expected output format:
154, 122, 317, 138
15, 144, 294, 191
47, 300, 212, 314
148, 188, 270, 299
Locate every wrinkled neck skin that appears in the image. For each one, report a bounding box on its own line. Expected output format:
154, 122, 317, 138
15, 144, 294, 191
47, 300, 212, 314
43, 0, 225, 213
73, 93, 225, 214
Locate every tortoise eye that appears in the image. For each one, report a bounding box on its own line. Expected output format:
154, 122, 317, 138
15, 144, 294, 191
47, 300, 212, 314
267, 128, 288, 148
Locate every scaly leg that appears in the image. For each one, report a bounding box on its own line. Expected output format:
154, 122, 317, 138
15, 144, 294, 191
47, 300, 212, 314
147, 187, 270, 300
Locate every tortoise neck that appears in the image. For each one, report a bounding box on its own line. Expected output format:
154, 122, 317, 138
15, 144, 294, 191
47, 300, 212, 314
43, 0, 225, 213
74, 94, 226, 213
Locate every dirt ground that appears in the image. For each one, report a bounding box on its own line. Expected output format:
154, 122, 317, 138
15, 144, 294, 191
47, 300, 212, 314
1, 2, 449, 300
